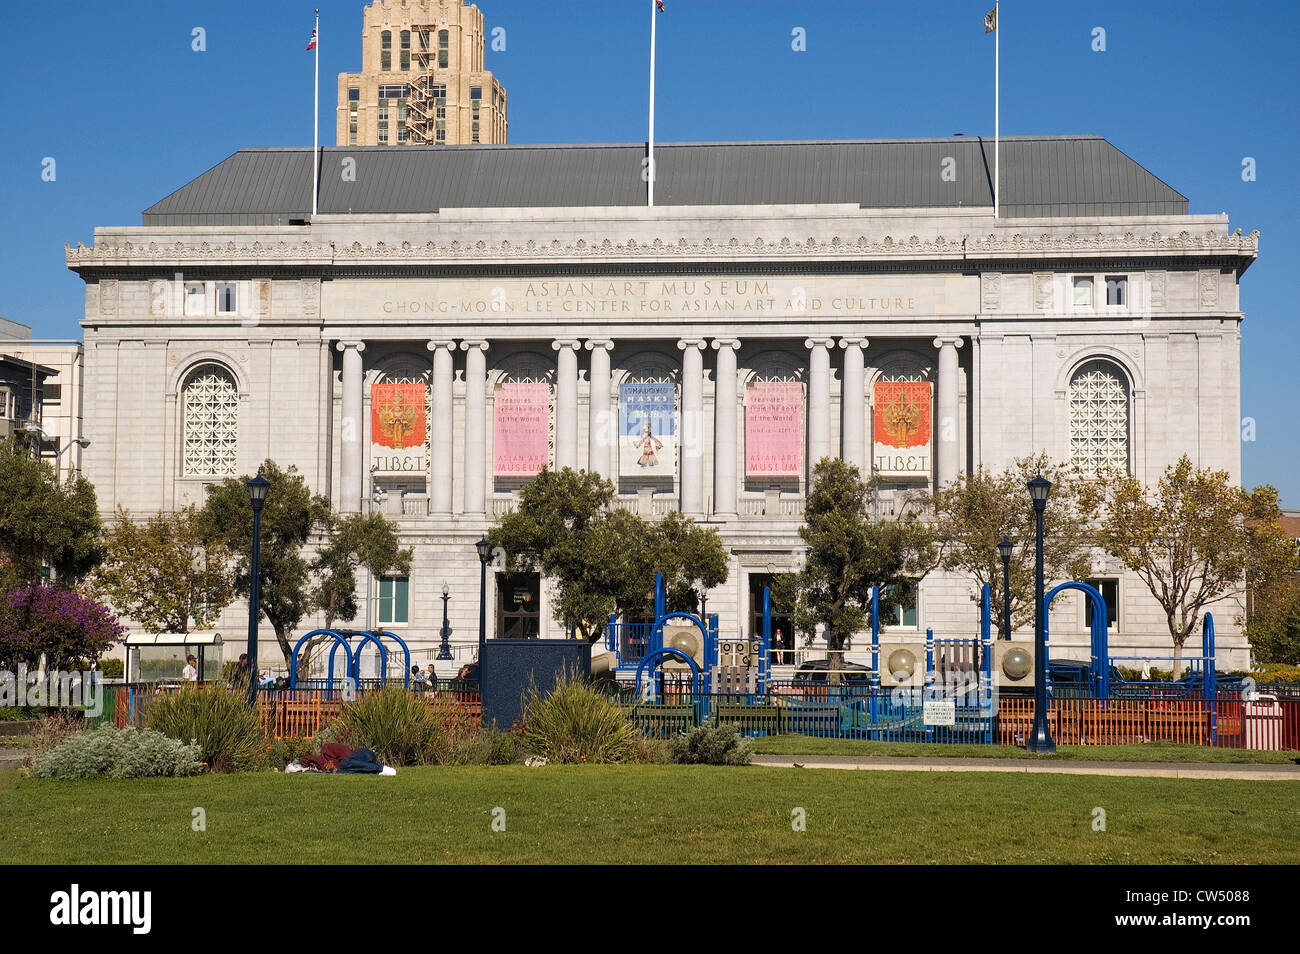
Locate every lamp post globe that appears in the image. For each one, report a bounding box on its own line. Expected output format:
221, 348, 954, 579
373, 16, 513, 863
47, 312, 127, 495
1025, 474, 1055, 753
245, 475, 271, 708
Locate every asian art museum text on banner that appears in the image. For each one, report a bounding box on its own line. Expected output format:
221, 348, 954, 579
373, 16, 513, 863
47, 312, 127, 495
745, 381, 803, 477
494, 382, 551, 477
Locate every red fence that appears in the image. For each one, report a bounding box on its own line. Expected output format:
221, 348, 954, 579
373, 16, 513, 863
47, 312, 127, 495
997, 695, 1298, 749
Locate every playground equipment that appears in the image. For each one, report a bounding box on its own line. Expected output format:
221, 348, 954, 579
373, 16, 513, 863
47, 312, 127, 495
288, 628, 413, 690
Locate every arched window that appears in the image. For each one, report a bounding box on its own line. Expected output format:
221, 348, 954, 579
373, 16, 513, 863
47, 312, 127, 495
182, 364, 239, 477
1068, 359, 1130, 475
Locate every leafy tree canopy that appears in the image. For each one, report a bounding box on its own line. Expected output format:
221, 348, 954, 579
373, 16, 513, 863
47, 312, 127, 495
0, 438, 103, 589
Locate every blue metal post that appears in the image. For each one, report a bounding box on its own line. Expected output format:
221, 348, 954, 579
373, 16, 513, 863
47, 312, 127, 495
761, 587, 772, 692
925, 628, 934, 691
654, 571, 665, 618
871, 585, 880, 687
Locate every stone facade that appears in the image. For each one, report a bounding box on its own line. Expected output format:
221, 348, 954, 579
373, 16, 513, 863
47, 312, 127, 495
66, 200, 1259, 674
336, 0, 506, 147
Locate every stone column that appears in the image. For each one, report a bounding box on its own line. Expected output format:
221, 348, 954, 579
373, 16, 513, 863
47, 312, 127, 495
678, 338, 707, 515
712, 338, 740, 517
839, 337, 869, 473
805, 338, 834, 475
552, 340, 581, 469
336, 340, 366, 512
461, 340, 489, 515
586, 339, 614, 481
428, 339, 456, 515
933, 336, 965, 486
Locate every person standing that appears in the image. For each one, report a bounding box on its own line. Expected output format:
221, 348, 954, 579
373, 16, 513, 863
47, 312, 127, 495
182, 655, 199, 682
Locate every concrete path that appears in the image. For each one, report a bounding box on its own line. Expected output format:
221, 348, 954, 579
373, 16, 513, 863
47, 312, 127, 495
0, 747, 28, 771
751, 754, 1300, 781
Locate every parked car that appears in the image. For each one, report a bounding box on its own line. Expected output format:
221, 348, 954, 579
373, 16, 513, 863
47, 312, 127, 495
790, 659, 873, 688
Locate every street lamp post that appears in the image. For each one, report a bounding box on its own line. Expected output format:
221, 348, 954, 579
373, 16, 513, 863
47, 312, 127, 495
997, 538, 1013, 641
475, 538, 490, 678
437, 582, 453, 661
245, 475, 270, 708
1026, 474, 1055, 753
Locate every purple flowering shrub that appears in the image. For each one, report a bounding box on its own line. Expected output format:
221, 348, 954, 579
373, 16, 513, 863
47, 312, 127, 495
0, 586, 126, 668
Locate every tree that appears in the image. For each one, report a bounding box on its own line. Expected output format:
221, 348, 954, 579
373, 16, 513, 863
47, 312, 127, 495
198, 460, 332, 665
0, 438, 104, 590
779, 458, 936, 672
486, 468, 729, 642
92, 506, 236, 635
310, 512, 413, 629
0, 585, 125, 669
1248, 576, 1300, 664
1095, 456, 1296, 674
930, 454, 1095, 631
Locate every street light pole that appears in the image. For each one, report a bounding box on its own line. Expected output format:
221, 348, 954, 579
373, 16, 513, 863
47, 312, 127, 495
438, 582, 453, 661
997, 538, 1013, 641
245, 475, 270, 708
1026, 474, 1055, 753
475, 538, 490, 686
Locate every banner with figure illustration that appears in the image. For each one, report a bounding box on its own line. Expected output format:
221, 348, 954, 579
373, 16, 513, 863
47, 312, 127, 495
370, 382, 428, 474
872, 381, 932, 477
619, 382, 676, 478
745, 381, 803, 477
494, 382, 552, 477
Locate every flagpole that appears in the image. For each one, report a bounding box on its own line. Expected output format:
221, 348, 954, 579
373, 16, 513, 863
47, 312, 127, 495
648, 0, 656, 207
994, 0, 999, 219
312, 9, 320, 218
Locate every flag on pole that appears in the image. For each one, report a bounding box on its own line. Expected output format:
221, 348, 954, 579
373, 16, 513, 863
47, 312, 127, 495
656, 1, 665, 11
983, 7, 996, 33
306, 27, 318, 50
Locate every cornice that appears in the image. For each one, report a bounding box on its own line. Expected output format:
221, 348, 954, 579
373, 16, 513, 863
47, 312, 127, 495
65, 228, 1260, 270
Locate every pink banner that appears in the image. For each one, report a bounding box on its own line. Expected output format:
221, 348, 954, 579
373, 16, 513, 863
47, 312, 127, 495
494, 382, 551, 477
745, 381, 803, 477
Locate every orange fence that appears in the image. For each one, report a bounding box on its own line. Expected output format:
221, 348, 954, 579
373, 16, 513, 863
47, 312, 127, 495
256, 686, 483, 739
996, 695, 1298, 749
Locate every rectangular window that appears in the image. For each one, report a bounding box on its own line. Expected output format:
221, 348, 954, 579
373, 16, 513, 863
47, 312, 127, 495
471, 86, 482, 100
436, 105, 446, 119
1105, 276, 1127, 306
378, 123, 389, 144
881, 583, 918, 628
1072, 276, 1093, 307
377, 103, 389, 120
438, 30, 449, 69
436, 123, 446, 142
42, 383, 62, 403
400, 50, 410, 70
348, 87, 360, 102
432, 84, 446, 99
1084, 579, 1119, 630
378, 577, 409, 626
215, 282, 237, 314
184, 282, 205, 316
381, 51, 391, 70
398, 125, 409, 143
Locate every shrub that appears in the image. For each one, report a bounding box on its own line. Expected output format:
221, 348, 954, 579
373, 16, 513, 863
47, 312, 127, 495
97, 658, 125, 679
26, 712, 83, 756
145, 684, 267, 772
334, 690, 480, 766
669, 723, 753, 766
628, 733, 672, 765
267, 735, 321, 768
34, 727, 204, 779
1251, 664, 1300, 684
519, 669, 638, 764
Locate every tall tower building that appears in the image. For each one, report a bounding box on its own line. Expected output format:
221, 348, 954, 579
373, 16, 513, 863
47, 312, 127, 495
336, 1, 507, 147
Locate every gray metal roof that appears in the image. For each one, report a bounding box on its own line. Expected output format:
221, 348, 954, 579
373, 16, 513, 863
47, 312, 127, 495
142, 136, 1188, 225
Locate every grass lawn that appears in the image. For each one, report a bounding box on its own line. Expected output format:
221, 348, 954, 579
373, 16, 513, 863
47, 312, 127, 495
1, 765, 1296, 864
750, 737, 1300, 763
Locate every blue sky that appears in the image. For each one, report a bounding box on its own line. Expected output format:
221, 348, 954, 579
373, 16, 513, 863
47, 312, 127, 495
1, 1, 1295, 501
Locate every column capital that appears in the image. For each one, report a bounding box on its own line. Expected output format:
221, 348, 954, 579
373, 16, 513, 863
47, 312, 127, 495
804, 337, 836, 349
932, 336, 965, 350
460, 339, 490, 353
426, 339, 456, 352
711, 338, 741, 351
839, 337, 870, 350
677, 338, 707, 351
552, 339, 582, 352
585, 339, 614, 352
335, 340, 366, 353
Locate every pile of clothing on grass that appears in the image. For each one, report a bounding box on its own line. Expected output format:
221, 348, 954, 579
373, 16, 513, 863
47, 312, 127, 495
284, 742, 397, 776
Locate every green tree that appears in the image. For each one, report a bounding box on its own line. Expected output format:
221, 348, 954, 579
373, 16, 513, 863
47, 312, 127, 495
930, 454, 1095, 631
1095, 456, 1296, 674
310, 511, 414, 628
487, 468, 728, 642
0, 438, 103, 589
779, 458, 936, 672
92, 506, 236, 635
198, 460, 332, 665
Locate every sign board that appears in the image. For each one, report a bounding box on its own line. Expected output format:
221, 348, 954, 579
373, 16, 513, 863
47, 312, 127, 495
619, 382, 676, 478
922, 698, 956, 727
873, 381, 932, 477
370, 382, 428, 475
745, 381, 803, 477
493, 382, 551, 477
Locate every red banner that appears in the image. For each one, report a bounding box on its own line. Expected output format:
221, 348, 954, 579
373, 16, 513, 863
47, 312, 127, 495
370, 382, 426, 449
873, 381, 932, 476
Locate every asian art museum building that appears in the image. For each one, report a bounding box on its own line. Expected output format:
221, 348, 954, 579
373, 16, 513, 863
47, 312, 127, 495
64, 135, 1259, 674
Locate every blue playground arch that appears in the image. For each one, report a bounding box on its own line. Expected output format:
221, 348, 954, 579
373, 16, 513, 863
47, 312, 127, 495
633, 647, 702, 698
1044, 581, 1109, 697
290, 627, 414, 689
290, 629, 352, 689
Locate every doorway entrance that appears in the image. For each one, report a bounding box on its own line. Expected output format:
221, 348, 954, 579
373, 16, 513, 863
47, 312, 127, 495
749, 573, 794, 666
